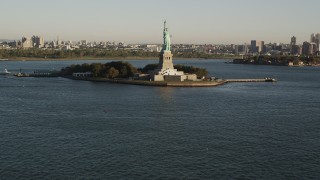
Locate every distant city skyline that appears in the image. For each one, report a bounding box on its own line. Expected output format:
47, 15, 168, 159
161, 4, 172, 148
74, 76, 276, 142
1, 0, 319, 44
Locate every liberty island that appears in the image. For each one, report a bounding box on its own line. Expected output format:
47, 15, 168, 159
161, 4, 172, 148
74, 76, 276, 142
62, 21, 225, 87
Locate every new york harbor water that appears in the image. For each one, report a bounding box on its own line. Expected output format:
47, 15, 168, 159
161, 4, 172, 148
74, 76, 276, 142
1, 59, 319, 179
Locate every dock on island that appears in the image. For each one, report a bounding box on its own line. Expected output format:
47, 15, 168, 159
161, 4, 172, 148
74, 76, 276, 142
225, 78, 277, 83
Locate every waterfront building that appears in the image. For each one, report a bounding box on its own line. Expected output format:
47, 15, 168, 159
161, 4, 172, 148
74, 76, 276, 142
118, 42, 126, 47
302, 41, 312, 55
63, 44, 72, 50
311, 43, 318, 55
290, 36, 298, 55
291, 45, 300, 55
20, 35, 44, 48
72, 72, 93, 77
50, 41, 57, 48
309, 33, 320, 51
234, 45, 239, 54
56, 36, 62, 46
146, 45, 161, 52
151, 21, 197, 82
8, 41, 18, 48
38, 36, 44, 48
315, 40, 320, 51
32, 36, 44, 48
234, 45, 248, 55
270, 43, 283, 52
81, 40, 87, 46
257, 41, 265, 54
22, 37, 32, 48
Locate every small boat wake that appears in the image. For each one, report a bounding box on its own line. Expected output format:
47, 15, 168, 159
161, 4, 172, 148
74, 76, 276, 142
0, 69, 11, 75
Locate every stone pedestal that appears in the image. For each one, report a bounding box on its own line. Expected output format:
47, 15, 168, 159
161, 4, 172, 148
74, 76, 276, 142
153, 51, 183, 76
158, 51, 174, 70
152, 50, 186, 81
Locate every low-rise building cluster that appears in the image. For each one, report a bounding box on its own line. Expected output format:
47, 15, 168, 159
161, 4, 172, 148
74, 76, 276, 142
0, 36, 163, 52
1, 33, 319, 56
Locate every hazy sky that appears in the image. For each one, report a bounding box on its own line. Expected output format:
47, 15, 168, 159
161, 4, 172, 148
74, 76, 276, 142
1, 0, 319, 44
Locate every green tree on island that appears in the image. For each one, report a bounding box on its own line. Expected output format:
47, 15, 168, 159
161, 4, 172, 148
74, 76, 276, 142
61, 61, 208, 79
61, 61, 138, 78
107, 67, 119, 78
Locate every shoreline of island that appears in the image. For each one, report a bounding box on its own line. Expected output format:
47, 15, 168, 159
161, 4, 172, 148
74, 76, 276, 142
64, 76, 276, 87
66, 76, 227, 87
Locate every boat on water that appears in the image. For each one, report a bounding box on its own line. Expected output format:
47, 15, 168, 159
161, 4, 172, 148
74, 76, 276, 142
14, 72, 30, 77
265, 77, 277, 82
0, 69, 11, 75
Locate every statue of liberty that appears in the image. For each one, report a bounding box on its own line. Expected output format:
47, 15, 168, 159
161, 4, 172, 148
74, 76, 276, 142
163, 20, 171, 51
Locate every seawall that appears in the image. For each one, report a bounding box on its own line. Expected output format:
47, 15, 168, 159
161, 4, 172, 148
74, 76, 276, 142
67, 77, 226, 87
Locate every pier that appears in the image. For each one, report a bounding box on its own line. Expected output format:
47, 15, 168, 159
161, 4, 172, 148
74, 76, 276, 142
225, 78, 277, 83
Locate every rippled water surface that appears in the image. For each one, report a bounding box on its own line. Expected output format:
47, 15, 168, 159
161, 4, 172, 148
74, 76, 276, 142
1, 59, 320, 179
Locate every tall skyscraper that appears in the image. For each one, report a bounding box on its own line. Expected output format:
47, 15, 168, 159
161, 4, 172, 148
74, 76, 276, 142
290, 36, 298, 55
315, 33, 320, 50
291, 36, 296, 46
256, 41, 265, 53
310, 33, 315, 43
38, 36, 44, 47
315, 33, 320, 41
57, 36, 62, 45
302, 41, 312, 55
251, 40, 257, 54
311, 43, 318, 55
